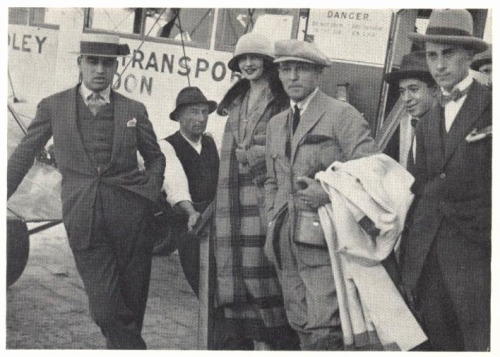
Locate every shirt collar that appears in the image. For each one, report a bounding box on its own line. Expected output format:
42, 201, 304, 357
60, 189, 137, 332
441, 72, 474, 95
80, 83, 111, 104
290, 87, 319, 114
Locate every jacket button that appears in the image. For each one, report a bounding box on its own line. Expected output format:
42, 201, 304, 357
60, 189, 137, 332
440, 173, 446, 179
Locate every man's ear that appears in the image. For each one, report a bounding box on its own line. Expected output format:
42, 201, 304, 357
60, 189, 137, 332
430, 84, 440, 97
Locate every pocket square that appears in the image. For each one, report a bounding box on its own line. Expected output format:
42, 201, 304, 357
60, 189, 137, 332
127, 118, 137, 127
465, 126, 491, 143
303, 134, 333, 144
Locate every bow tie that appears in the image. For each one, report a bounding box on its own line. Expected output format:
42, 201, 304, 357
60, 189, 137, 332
439, 87, 469, 107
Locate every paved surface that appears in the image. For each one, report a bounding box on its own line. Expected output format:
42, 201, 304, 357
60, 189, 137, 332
6, 224, 200, 350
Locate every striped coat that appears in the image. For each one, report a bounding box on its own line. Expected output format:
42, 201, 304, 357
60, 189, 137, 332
214, 79, 288, 329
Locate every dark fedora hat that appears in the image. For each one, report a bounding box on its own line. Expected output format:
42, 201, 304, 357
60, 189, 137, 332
72, 33, 130, 57
384, 51, 435, 84
471, 44, 492, 71
170, 86, 217, 121
408, 9, 488, 53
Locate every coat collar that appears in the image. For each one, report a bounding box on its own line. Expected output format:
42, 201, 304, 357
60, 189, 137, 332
443, 80, 490, 165
107, 90, 131, 171
290, 89, 327, 161
56, 85, 94, 171
227, 83, 275, 146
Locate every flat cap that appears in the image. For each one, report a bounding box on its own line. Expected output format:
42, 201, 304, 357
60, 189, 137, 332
274, 39, 331, 67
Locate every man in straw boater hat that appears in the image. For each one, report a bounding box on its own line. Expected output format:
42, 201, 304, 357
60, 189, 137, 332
400, 9, 491, 351
383, 51, 439, 171
7, 33, 166, 349
264, 39, 379, 350
156, 86, 219, 298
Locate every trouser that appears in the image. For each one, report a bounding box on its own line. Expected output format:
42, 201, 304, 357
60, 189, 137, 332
266, 214, 343, 350
416, 244, 465, 351
213, 307, 300, 350
176, 201, 210, 297
71, 186, 155, 349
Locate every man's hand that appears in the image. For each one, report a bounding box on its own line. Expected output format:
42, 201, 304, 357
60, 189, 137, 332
296, 176, 330, 209
187, 212, 201, 232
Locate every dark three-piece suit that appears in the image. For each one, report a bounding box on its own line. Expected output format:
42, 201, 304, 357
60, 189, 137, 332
8, 84, 166, 349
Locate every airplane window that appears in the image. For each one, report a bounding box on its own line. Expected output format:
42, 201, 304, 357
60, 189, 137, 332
215, 9, 300, 52
9, 8, 30, 25
31, 8, 68, 27
9, 8, 70, 29
87, 8, 138, 34
145, 8, 214, 49
86, 8, 214, 49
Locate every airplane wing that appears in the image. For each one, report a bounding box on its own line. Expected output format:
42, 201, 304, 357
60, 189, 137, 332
7, 104, 62, 222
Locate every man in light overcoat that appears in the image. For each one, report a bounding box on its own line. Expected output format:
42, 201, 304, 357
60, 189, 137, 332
264, 39, 379, 350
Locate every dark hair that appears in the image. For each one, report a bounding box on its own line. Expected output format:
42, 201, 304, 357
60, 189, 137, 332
217, 58, 289, 115
264, 59, 289, 107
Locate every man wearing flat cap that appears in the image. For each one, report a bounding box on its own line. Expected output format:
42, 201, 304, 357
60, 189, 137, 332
382, 51, 439, 170
157, 86, 219, 297
7, 34, 166, 349
264, 39, 379, 350
400, 9, 491, 351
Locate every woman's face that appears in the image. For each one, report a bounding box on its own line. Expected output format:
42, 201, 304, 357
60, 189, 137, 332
238, 54, 265, 81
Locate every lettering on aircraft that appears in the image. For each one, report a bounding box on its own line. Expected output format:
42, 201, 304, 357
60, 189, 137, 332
121, 50, 232, 82
113, 73, 153, 96
8, 33, 47, 54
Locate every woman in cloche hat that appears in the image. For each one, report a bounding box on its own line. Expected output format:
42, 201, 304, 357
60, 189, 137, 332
213, 32, 296, 350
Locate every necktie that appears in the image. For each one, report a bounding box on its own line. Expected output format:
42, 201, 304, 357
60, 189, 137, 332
439, 86, 469, 107
87, 92, 106, 115
410, 118, 418, 129
292, 105, 300, 134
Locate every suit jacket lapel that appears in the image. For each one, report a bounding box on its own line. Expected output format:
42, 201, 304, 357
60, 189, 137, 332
109, 90, 127, 167
291, 90, 326, 162
228, 95, 243, 144
426, 105, 446, 171
54, 86, 94, 171
443, 81, 488, 165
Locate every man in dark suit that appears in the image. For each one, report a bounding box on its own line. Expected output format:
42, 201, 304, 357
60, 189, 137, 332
400, 9, 491, 351
382, 51, 438, 171
264, 40, 379, 350
7, 34, 166, 349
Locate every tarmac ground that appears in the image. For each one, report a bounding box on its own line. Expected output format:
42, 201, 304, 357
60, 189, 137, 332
6, 224, 199, 350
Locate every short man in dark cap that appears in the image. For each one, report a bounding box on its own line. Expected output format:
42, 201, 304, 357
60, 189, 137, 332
264, 39, 379, 350
401, 9, 491, 351
383, 51, 439, 170
158, 86, 219, 297
7, 34, 166, 349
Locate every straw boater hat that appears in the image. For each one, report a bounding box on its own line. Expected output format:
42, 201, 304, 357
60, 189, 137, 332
471, 44, 492, 71
408, 9, 488, 53
384, 51, 435, 85
169, 86, 217, 121
73, 33, 130, 57
228, 32, 274, 72
273, 39, 331, 67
